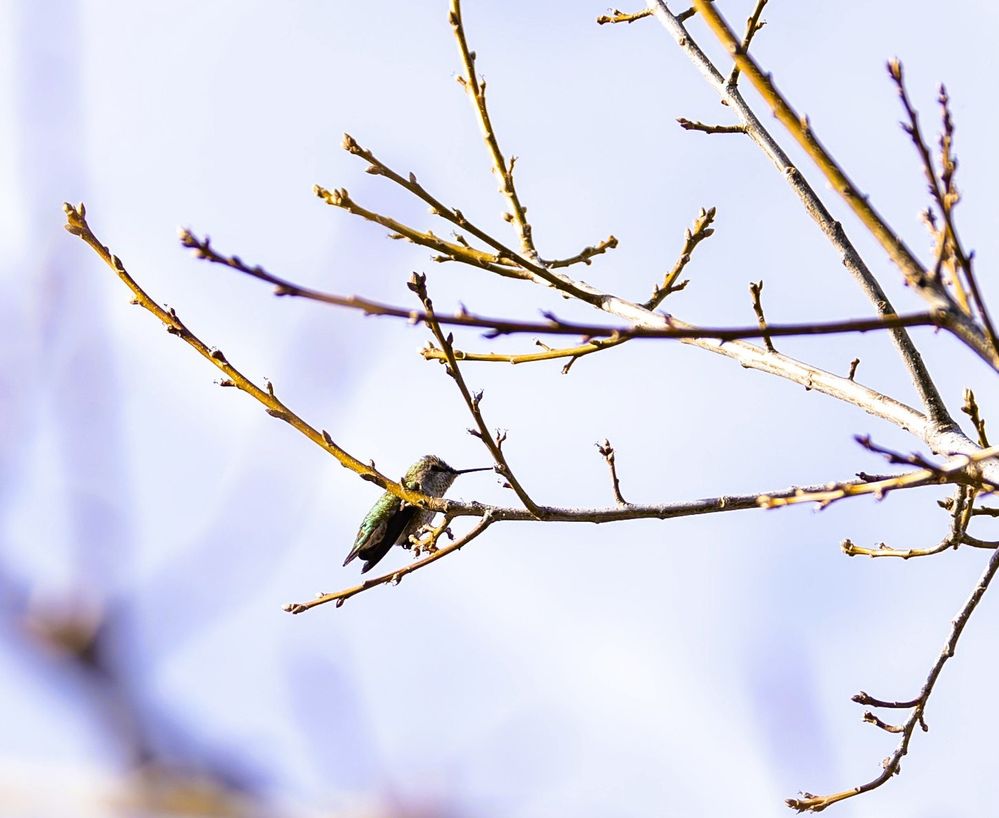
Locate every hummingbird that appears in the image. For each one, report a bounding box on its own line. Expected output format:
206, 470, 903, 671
342, 455, 491, 574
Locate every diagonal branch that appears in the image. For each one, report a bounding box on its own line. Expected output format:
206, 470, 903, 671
888, 65, 999, 355
409, 273, 540, 516
645, 0, 959, 421
787, 543, 999, 811
178, 226, 995, 484
887, 60, 970, 311
332, 135, 601, 301
284, 512, 495, 614
726, 0, 767, 87
546, 234, 619, 268
313, 182, 525, 279
688, 0, 997, 370
450, 0, 538, 262
65, 203, 438, 510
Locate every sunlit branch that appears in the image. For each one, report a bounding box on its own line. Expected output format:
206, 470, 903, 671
65, 204, 437, 510
644, 0, 955, 422
410, 273, 541, 516
689, 0, 998, 370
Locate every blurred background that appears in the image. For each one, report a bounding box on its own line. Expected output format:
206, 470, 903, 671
2, 1, 998, 816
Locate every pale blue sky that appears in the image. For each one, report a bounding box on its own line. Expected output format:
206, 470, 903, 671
2, 2, 998, 816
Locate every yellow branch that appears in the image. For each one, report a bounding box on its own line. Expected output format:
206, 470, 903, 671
63, 202, 436, 510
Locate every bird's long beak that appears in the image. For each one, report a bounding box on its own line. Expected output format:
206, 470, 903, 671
453, 466, 493, 474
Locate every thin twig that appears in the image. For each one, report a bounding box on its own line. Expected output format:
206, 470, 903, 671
762, 442, 998, 511
726, 0, 767, 87
886, 60, 970, 311
596, 8, 653, 24
788, 544, 999, 811
597, 1, 712, 26
692, 5, 939, 303
313, 182, 525, 279
178, 240, 952, 345
961, 535, 999, 549
861, 711, 904, 734
409, 273, 540, 516
546, 234, 619, 268
645, 206, 716, 309
676, 118, 746, 135
840, 485, 973, 558
450, 0, 538, 261
749, 279, 776, 352
852, 691, 920, 710
64, 204, 432, 506
597, 440, 629, 505
961, 388, 989, 448
460, 310, 947, 343
645, 0, 962, 422
284, 513, 494, 613
689, 0, 998, 370
331, 136, 600, 301
935, 84, 999, 352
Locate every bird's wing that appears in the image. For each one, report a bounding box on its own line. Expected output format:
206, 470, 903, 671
359, 502, 420, 574
342, 495, 419, 574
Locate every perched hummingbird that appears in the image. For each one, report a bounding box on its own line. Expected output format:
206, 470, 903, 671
342, 455, 491, 574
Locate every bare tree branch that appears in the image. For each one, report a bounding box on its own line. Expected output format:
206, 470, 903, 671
788, 543, 999, 811
644, 0, 961, 420
410, 273, 540, 516
687, 0, 997, 370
